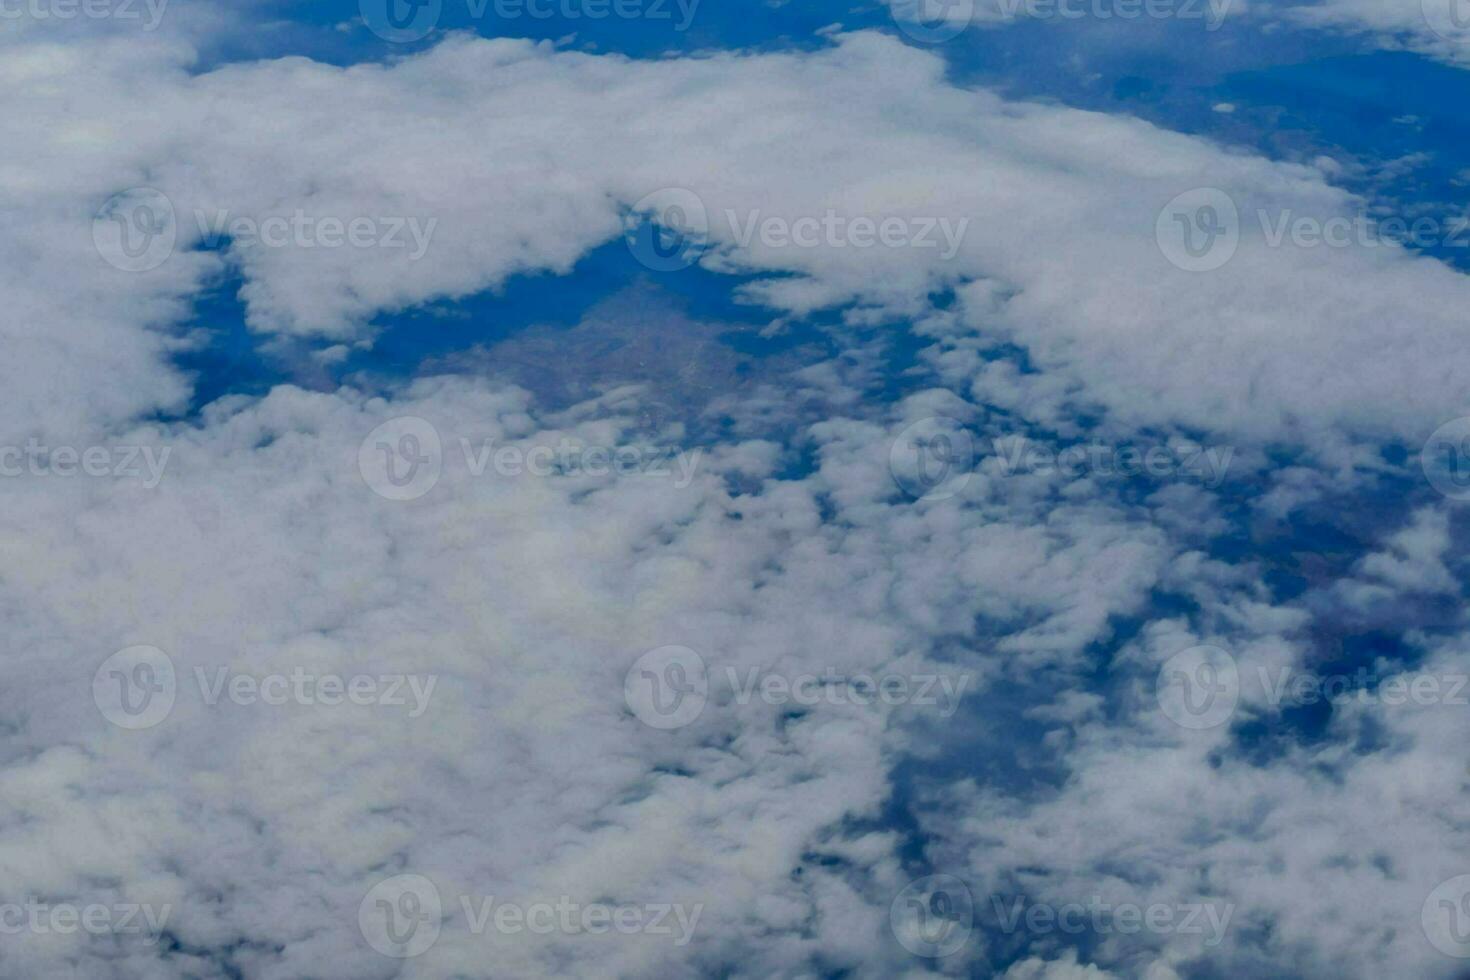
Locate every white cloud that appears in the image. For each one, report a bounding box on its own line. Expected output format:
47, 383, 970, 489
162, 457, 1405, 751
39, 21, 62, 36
3, 18, 1469, 980
1283, 0, 1470, 66
10, 30, 1470, 449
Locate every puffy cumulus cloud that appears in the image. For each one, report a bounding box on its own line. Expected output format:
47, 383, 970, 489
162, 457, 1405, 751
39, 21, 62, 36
1279, 0, 1470, 66
912, 554, 1470, 979
882, 0, 1051, 35
7, 27, 1470, 452
1340, 505, 1458, 599
0, 366, 1181, 977
4, 15, 1470, 980
1003, 951, 1127, 979
880, 0, 1470, 71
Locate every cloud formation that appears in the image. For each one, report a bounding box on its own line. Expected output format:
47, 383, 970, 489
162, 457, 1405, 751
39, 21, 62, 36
2, 15, 1469, 980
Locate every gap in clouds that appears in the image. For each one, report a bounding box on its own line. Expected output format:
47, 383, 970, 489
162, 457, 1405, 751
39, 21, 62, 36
167, 269, 288, 416
192, 0, 891, 70
163, 237, 795, 417
161, 223, 954, 502
340, 241, 782, 382
1196, 473, 1468, 754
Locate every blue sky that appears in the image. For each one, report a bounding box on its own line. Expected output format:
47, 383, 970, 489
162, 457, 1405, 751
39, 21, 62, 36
6, 1, 1470, 978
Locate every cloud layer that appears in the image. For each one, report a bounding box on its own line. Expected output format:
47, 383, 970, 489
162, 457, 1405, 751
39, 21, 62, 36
2, 15, 1469, 980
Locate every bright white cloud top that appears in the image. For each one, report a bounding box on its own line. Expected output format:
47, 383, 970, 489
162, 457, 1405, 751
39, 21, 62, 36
2, 12, 1469, 980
